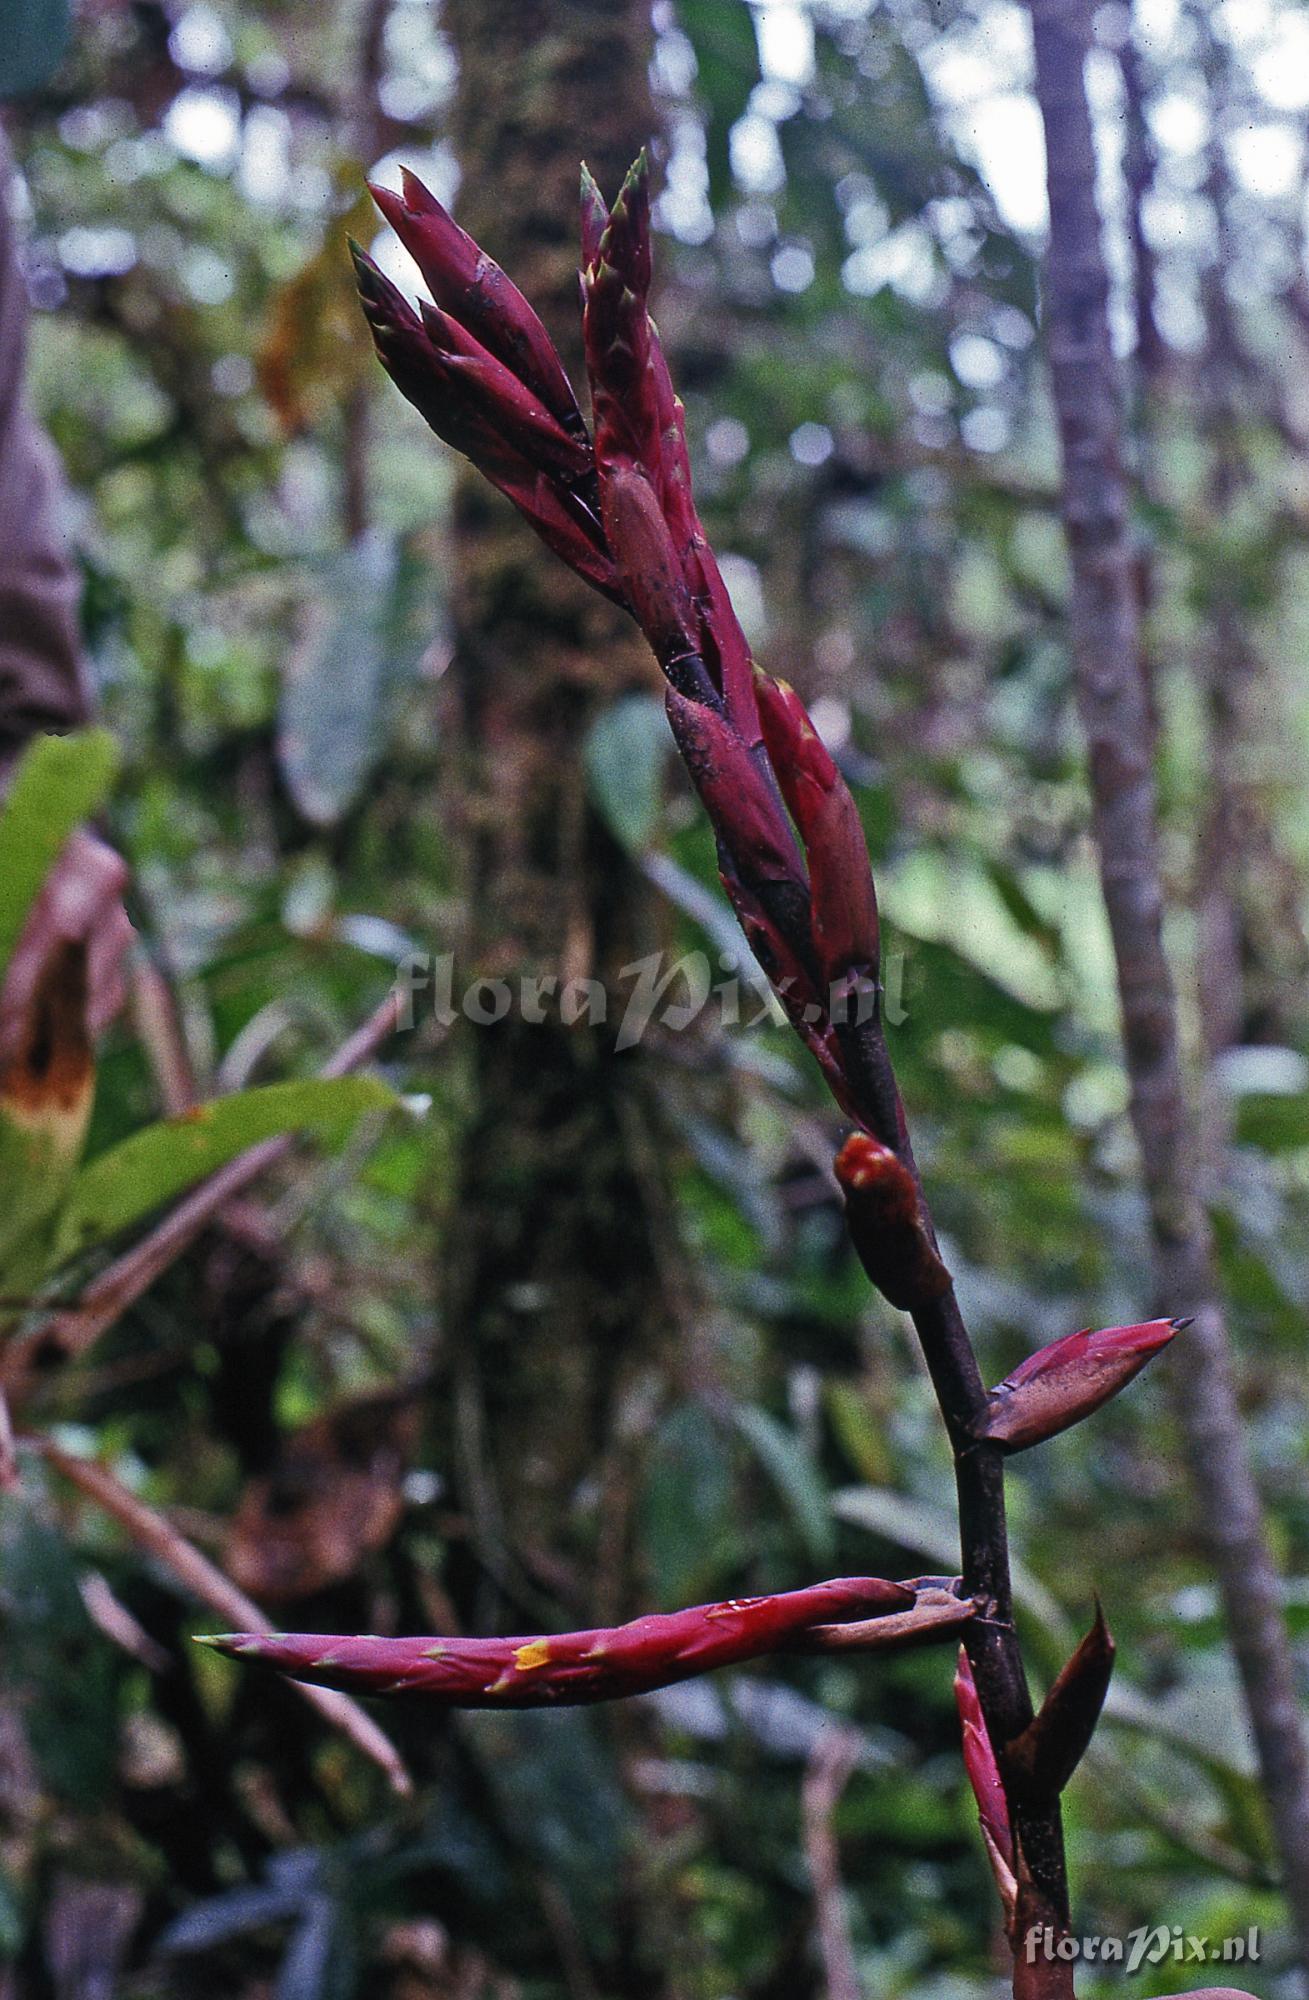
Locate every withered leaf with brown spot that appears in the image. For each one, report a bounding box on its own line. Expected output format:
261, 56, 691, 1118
0, 939, 94, 1298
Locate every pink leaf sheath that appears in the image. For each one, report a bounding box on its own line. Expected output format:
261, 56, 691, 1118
198, 1576, 914, 1708
955, 1647, 1018, 1921
978, 1318, 1186, 1453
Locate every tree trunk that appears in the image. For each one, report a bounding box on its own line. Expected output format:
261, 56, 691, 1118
1026, 0, 1309, 1972
438, 0, 673, 1613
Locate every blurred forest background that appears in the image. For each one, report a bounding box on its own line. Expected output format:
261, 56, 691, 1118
3, 0, 1309, 1994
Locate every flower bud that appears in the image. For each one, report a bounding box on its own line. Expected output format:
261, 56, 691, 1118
978, 1317, 1184, 1452
755, 672, 880, 983
664, 684, 808, 891
834, 1133, 951, 1311
600, 462, 699, 662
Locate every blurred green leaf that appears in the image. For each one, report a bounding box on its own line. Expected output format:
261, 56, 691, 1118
583, 694, 670, 851
676, 0, 760, 205
54, 1074, 395, 1259
643, 1403, 739, 1602
733, 1403, 834, 1565
0, 729, 118, 986
0, 1485, 116, 1805
278, 536, 432, 828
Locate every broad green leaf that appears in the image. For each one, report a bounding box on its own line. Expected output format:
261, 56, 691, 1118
583, 694, 670, 851
676, 0, 761, 206
54, 1075, 395, 1260
878, 851, 1065, 1013
0, 1484, 116, 1805
734, 1404, 834, 1565
0, 730, 118, 986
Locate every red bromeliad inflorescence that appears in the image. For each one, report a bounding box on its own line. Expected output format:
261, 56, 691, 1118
350, 154, 892, 1141
205, 155, 1194, 1990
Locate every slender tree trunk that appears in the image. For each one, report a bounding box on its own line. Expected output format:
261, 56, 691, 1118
438, 0, 672, 1611
1026, 0, 1309, 1972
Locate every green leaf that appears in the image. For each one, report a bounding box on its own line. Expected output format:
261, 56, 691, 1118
278, 536, 432, 828
0, 730, 118, 987
54, 1075, 395, 1260
676, 0, 761, 207
0, 1483, 117, 1806
583, 694, 670, 851
0, 1095, 91, 1299
734, 1404, 834, 1565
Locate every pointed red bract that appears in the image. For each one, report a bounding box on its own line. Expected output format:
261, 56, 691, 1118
978, 1318, 1183, 1452
349, 240, 621, 601
354, 152, 907, 1136
755, 671, 881, 985
1005, 1604, 1115, 1799
416, 302, 591, 481
580, 154, 761, 737
579, 162, 609, 273
370, 171, 581, 431
664, 684, 808, 891
599, 463, 700, 660
199, 1576, 914, 1707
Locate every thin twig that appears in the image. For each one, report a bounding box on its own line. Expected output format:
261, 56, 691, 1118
1025, 0, 1309, 1970
802, 1728, 864, 2000
129, 955, 200, 1117
31, 1435, 412, 1796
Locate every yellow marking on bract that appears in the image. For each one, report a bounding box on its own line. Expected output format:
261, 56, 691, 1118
423, 1643, 449, 1660
487, 1670, 517, 1695
514, 1639, 552, 1672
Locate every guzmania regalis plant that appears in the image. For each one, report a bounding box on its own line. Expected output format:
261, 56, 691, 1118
202, 154, 1195, 1999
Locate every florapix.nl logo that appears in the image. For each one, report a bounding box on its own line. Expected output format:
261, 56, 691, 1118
391, 945, 910, 1049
